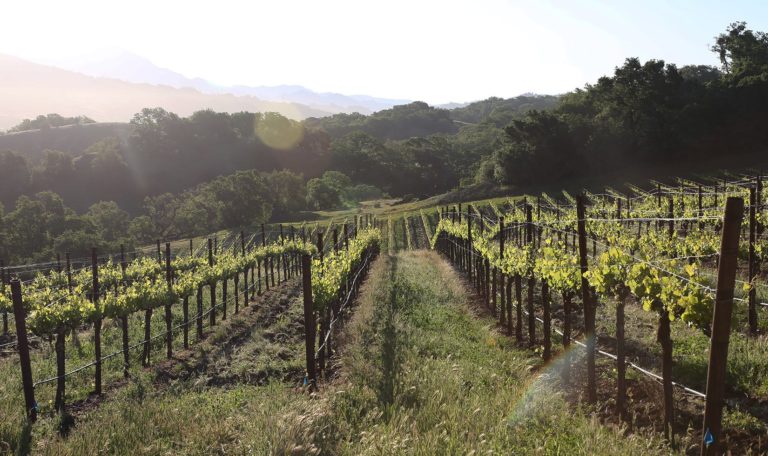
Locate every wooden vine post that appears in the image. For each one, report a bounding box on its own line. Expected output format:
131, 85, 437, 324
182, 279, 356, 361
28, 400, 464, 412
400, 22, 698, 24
291, 225, 297, 277
402, 217, 408, 250
208, 238, 216, 327
526, 204, 536, 348
222, 260, 228, 321
344, 223, 349, 251
480, 215, 489, 308
196, 279, 204, 341
241, 231, 248, 304
270, 232, 276, 287
499, 216, 509, 331
10, 279, 36, 422
467, 206, 473, 283
562, 288, 572, 385
748, 186, 758, 336
660, 196, 675, 439
54, 301, 65, 410
576, 194, 596, 402
515, 272, 523, 343
120, 245, 130, 374
616, 206, 627, 421
701, 197, 744, 455
1, 260, 6, 336
476, 214, 482, 292
491, 238, 497, 319
92, 248, 102, 394
262, 224, 269, 292
542, 279, 551, 361
657, 183, 662, 207
235, 232, 243, 313
301, 254, 317, 389
758, 175, 764, 329
187, 239, 195, 343
316, 231, 326, 375
182, 291, 189, 350
257, 232, 263, 296
164, 243, 173, 359
142, 245, 154, 367
616, 286, 628, 420
698, 184, 704, 230
331, 228, 340, 335
279, 224, 284, 283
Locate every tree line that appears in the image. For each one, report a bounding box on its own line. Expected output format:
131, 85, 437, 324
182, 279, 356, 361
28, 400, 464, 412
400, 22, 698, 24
477, 22, 768, 187
0, 166, 387, 263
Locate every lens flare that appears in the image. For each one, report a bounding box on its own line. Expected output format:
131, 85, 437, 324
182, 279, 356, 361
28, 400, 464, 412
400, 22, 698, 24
255, 114, 304, 150
507, 344, 584, 426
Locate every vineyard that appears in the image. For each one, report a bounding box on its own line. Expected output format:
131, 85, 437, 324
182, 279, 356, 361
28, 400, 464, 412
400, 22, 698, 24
0, 218, 380, 450
424, 176, 768, 454
1, 175, 767, 454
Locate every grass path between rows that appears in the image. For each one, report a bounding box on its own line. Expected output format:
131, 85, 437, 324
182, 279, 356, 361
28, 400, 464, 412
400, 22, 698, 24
289, 250, 670, 454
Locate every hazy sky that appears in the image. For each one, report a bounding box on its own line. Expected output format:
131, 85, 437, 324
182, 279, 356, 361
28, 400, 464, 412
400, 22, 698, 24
2, 0, 766, 103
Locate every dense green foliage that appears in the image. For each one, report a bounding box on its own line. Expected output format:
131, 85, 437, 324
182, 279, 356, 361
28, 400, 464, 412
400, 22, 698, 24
306, 171, 383, 210
0, 110, 331, 213
0, 168, 304, 262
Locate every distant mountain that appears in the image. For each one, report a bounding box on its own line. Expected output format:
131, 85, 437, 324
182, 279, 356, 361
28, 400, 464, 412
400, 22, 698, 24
44, 49, 412, 114
44, 48, 211, 92
0, 54, 334, 131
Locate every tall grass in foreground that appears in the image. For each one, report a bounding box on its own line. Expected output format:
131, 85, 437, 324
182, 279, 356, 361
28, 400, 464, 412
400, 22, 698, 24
289, 251, 671, 455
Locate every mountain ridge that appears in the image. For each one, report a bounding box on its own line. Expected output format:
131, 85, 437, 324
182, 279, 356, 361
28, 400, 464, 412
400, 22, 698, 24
39, 49, 412, 115
0, 53, 337, 130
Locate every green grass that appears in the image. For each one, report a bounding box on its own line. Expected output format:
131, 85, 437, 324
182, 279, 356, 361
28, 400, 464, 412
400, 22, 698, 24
288, 251, 670, 454
37, 379, 308, 455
